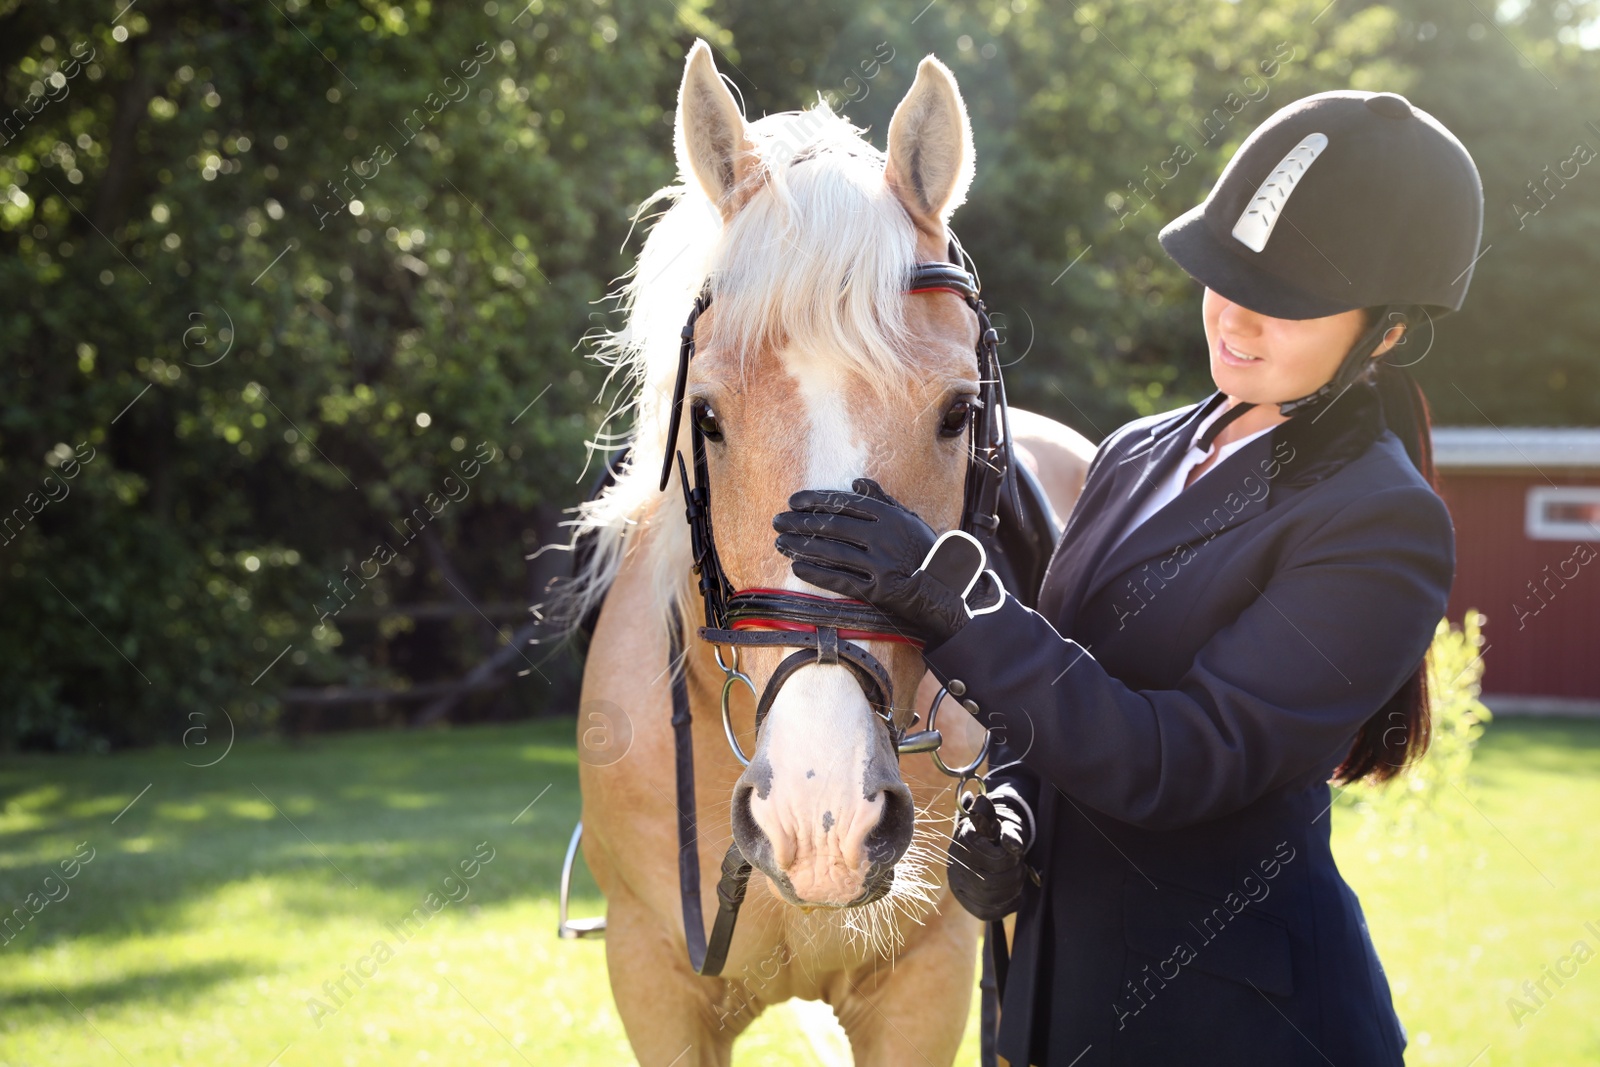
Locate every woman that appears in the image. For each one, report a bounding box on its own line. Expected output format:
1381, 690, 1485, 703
772, 90, 1483, 1065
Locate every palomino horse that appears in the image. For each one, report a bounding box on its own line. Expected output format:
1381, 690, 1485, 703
565, 41, 1091, 1065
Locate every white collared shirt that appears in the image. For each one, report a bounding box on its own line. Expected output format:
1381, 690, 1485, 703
1109, 402, 1275, 553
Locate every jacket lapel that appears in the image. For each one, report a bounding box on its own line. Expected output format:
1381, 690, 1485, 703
1082, 427, 1279, 609
1039, 394, 1226, 623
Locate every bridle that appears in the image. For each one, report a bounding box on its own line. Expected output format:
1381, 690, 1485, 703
659, 240, 1014, 976
660, 241, 1014, 758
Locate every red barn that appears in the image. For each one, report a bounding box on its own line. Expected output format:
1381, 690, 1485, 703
1432, 427, 1600, 714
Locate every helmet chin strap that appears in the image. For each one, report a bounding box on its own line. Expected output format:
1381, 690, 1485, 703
1195, 397, 1260, 452
1277, 304, 1409, 418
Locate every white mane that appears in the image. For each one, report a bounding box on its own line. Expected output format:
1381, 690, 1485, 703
556, 101, 920, 644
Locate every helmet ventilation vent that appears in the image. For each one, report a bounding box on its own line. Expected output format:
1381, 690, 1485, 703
1231, 132, 1330, 253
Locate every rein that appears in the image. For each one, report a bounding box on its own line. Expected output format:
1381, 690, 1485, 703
661, 242, 1013, 976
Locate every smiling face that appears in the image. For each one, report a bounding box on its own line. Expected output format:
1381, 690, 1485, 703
1202, 287, 1399, 404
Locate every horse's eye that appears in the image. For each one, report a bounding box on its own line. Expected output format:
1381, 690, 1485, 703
939, 397, 975, 438
692, 398, 723, 442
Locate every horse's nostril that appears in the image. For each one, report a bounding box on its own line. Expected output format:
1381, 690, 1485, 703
730, 780, 782, 873
730, 782, 758, 841
864, 784, 915, 867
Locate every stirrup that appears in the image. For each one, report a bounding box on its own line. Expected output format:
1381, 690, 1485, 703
558, 820, 606, 940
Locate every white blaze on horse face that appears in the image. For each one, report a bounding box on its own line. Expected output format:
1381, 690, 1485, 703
737, 350, 900, 906
781, 354, 868, 596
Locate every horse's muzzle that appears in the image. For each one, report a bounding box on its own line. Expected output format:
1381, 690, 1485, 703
730, 753, 915, 908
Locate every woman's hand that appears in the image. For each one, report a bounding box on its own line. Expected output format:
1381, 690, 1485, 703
772, 478, 972, 646
947, 789, 1033, 921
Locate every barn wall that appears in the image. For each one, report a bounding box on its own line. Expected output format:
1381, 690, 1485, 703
1436, 471, 1600, 699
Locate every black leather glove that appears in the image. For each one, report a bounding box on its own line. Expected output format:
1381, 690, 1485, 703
947, 785, 1035, 921
772, 478, 991, 647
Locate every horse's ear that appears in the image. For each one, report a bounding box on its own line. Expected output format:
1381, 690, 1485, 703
884, 56, 975, 239
675, 39, 758, 219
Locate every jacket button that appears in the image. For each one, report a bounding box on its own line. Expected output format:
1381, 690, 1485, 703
962, 699, 980, 716
947, 679, 967, 697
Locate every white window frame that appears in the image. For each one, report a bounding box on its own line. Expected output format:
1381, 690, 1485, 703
1525, 486, 1600, 541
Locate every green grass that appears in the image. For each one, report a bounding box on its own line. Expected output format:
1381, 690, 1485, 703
1333, 717, 1600, 1067
0, 717, 1594, 1065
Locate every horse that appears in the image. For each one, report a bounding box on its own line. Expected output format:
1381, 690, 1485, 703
562, 41, 1093, 1065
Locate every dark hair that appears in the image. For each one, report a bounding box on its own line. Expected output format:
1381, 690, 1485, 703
1332, 306, 1436, 784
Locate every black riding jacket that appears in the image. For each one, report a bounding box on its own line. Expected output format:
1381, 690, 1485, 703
925, 383, 1452, 1066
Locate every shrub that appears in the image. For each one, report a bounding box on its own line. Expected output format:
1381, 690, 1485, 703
1342, 611, 1494, 849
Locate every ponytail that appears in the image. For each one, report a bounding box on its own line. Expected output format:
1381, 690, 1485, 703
1332, 317, 1438, 784
1373, 359, 1438, 489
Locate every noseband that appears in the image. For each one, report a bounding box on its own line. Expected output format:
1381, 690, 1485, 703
660, 241, 1014, 975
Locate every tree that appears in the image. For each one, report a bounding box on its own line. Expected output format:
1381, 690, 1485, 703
0, 0, 715, 749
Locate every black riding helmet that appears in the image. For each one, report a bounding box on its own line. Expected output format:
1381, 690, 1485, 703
1158, 89, 1484, 420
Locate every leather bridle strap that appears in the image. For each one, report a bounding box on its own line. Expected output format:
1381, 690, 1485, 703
723, 588, 926, 648
906, 261, 980, 298
666, 604, 707, 968
659, 293, 708, 493
699, 626, 898, 734
668, 604, 752, 977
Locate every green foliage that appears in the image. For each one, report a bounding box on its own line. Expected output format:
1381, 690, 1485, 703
4, 0, 1595, 749
0, 0, 711, 750
1378, 0, 1600, 425
1342, 611, 1494, 848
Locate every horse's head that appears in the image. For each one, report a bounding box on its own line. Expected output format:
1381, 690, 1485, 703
672, 43, 981, 908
